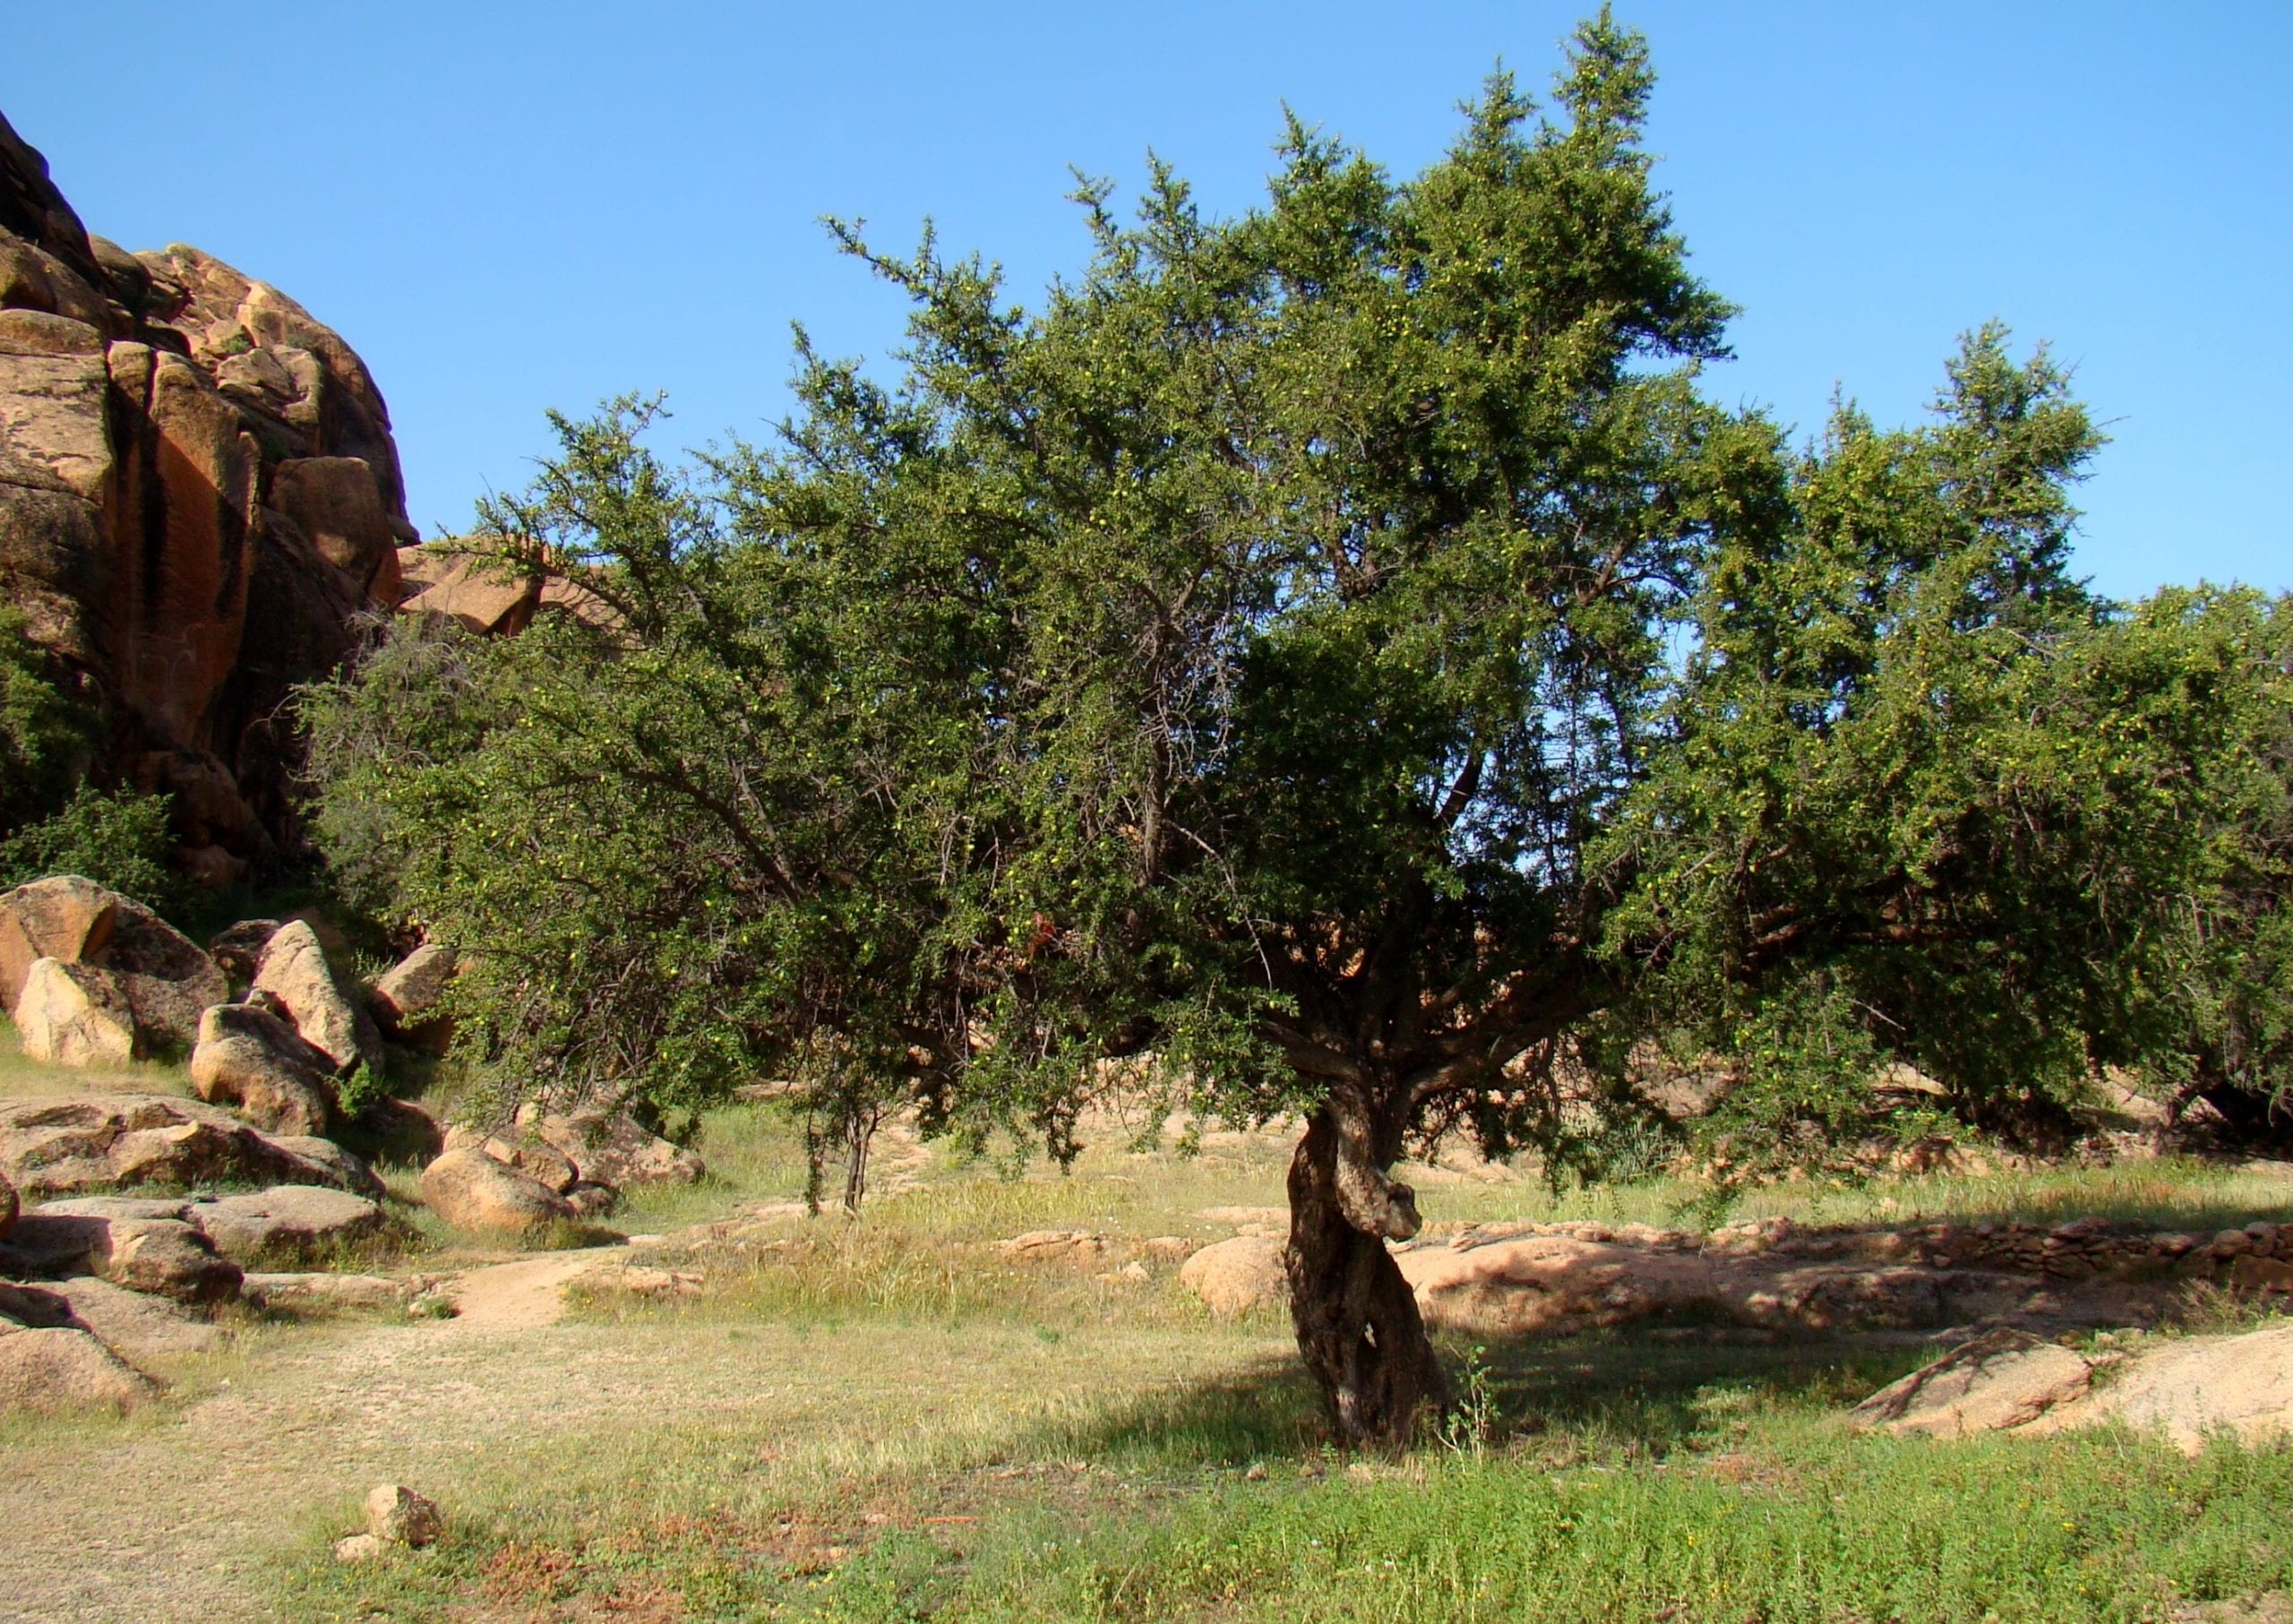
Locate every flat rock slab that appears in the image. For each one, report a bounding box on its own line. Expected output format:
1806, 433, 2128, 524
243, 1272, 403, 1312
0, 1324, 159, 1410
1851, 1328, 2094, 1437
2048, 1323, 2293, 1453
50, 1275, 223, 1359
187, 1187, 389, 1265
0, 1095, 378, 1198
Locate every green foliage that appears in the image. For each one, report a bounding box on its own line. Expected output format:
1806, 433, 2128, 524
0, 782, 182, 911
0, 607, 188, 915
0, 606, 93, 837
305, 11, 2292, 1188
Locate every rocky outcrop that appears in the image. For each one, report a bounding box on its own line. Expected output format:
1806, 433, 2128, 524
418, 1147, 576, 1234
1857, 1322, 2293, 1456
0, 1168, 13, 1239
188, 1001, 338, 1136
0, 1094, 378, 1198
0, 111, 414, 869
1381, 1214, 2293, 1342
0, 876, 227, 1056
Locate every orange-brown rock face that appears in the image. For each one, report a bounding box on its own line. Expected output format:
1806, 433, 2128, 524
0, 108, 417, 870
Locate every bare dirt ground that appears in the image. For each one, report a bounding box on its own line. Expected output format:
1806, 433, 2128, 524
0, 1254, 709, 1623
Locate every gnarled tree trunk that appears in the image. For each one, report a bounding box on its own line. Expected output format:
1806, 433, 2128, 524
1284, 1103, 1452, 1448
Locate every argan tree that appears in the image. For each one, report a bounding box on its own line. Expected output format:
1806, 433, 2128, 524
310, 14, 2289, 1447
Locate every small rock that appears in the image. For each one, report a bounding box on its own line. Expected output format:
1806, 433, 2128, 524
1119, 1260, 1150, 1284
998, 1230, 1105, 1257
331, 1534, 387, 1563
1178, 1234, 1287, 1317
366, 1482, 442, 1546
1139, 1235, 1194, 1264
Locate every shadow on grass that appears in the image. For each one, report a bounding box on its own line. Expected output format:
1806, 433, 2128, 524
1007, 1319, 1936, 1471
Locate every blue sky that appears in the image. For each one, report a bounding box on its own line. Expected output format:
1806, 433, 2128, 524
6, 3, 2285, 600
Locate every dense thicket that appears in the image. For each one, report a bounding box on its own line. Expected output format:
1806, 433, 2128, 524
305, 15, 2291, 1441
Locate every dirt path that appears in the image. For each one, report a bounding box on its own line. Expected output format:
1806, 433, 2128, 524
442, 1246, 625, 1329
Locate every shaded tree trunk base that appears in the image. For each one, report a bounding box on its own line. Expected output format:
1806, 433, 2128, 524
1284, 1108, 1452, 1448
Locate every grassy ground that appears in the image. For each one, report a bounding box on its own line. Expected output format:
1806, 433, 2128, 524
9, 1033, 2293, 1620
267, 1105, 2293, 1623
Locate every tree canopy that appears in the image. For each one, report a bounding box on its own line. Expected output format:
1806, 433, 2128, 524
306, 13, 2293, 1443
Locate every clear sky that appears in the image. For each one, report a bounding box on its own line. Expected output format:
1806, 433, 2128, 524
5, 3, 2286, 601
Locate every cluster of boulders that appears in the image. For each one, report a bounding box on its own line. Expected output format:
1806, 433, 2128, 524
0, 872, 709, 1410
421, 1104, 703, 1232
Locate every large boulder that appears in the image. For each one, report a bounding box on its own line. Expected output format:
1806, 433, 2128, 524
12, 958, 134, 1068
442, 1122, 578, 1194
185, 1185, 389, 1266
0, 1324, 159, 1411
419, 1147, 576, 1234
0, 875, 114, 1014
264, 1133, 389, 1199
251, 920, 379, 1075
205, 917, 282, 984
521, 1106, 704, 1190
188, 1001, 337, 1136
0, 878, 226, 1054
396, 546, 539, 634
11, 1200, 241, 1303
1179, 1235, 1289, 1317
369, 941, 457, 1052
0, 1094, 377, 1198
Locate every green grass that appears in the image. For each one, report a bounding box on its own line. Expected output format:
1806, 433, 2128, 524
271, 1106, 2293, 1622
0, 1011, 195, 1102
274, 1310, 2293, 1623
